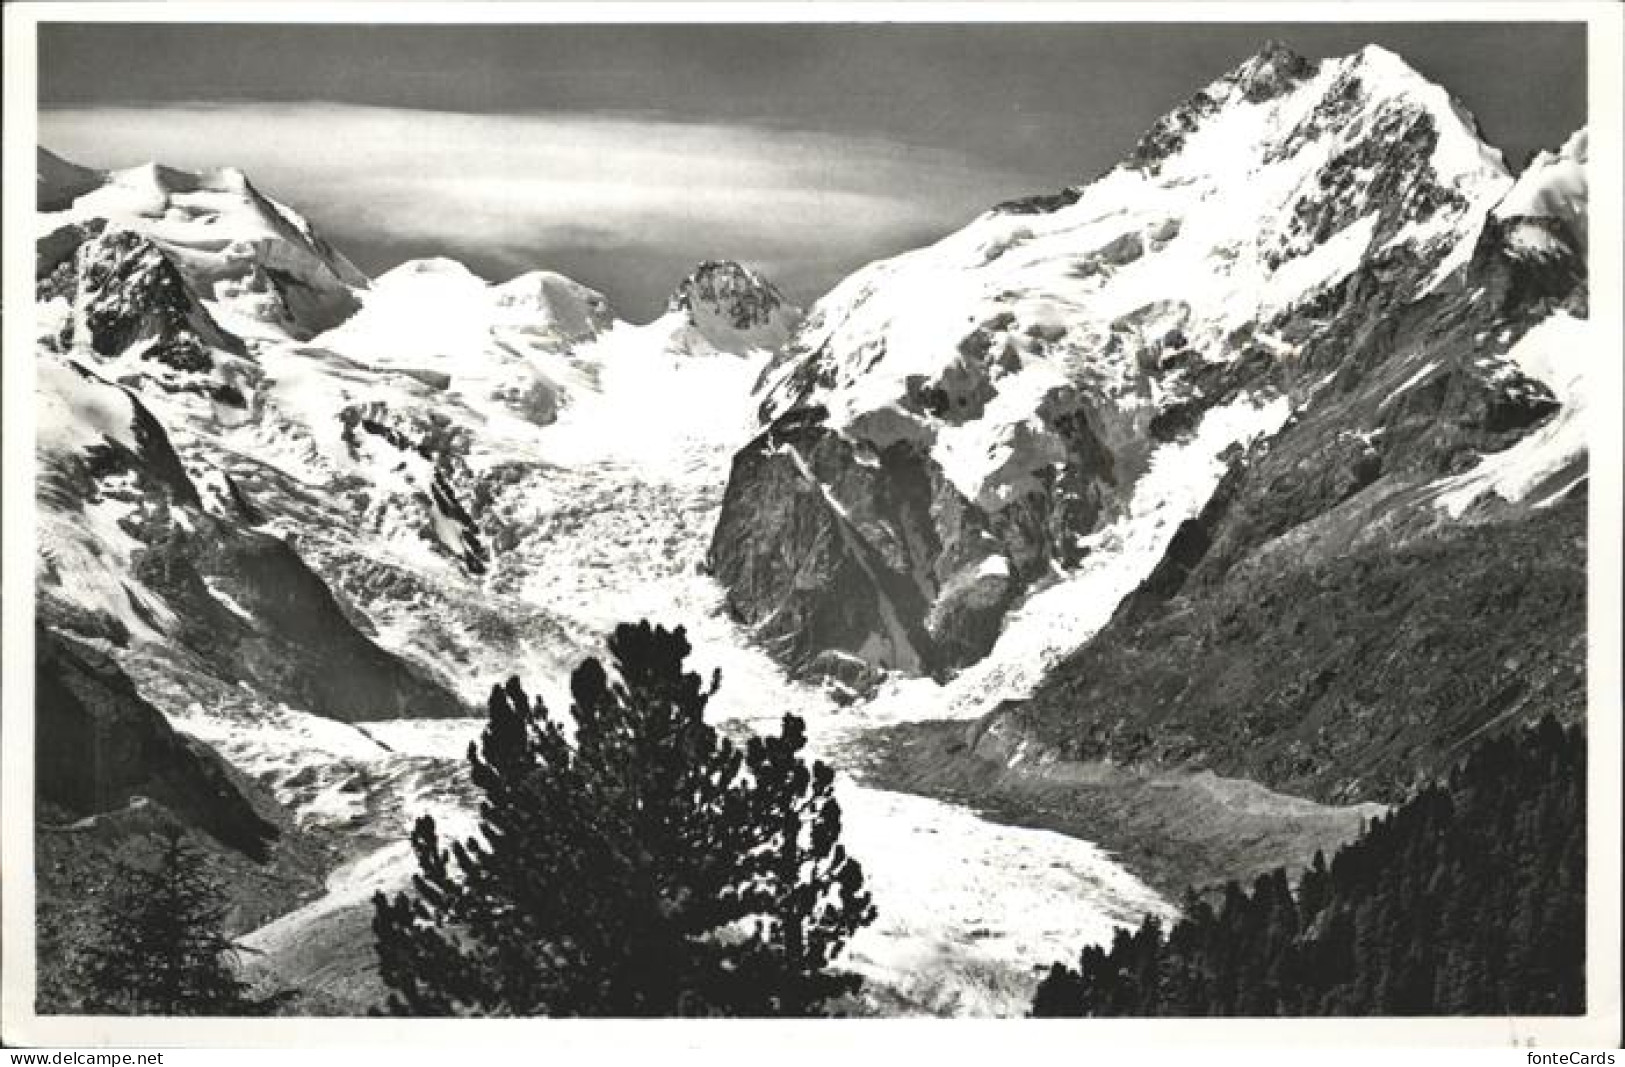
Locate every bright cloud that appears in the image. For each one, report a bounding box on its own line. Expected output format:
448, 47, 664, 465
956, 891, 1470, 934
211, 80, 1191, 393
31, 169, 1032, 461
40, 102, 1033, 316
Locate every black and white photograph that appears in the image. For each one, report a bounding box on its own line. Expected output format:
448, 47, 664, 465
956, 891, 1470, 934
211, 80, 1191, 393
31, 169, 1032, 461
2, 2, 1620, 1051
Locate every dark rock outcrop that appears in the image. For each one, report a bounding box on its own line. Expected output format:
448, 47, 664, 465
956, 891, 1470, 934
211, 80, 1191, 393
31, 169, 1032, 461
36, 626, 278, 860
43, 228, 247, 373
711, 380, 1132, 682
710, 418, 943, 683
668, 260, 792, 331
37, 147, 104, 212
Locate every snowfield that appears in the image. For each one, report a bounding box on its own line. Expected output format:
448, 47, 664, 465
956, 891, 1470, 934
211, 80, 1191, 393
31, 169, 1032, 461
1432, 310, 1591, 516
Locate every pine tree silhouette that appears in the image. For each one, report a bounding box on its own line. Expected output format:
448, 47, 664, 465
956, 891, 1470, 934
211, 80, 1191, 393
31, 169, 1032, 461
79, 828, 282, 1015
372, 621, 877, 1016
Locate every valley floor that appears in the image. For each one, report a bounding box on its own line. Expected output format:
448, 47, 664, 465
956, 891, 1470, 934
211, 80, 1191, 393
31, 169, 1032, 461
841, 719, 1382, 901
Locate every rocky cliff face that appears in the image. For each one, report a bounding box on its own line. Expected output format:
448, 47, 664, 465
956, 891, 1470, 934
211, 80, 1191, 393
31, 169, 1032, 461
35, 354, 467, 721
980, 130, 1591, 803
712, 43, 1531, 692
34, 626, 338, 1012
36, 626, 279, 859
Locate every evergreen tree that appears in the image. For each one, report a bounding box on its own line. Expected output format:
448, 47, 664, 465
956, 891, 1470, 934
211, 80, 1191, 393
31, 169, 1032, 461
372, 621, 877, 1017
79, 828, 274, 1015
1030, 716, 1585, 1017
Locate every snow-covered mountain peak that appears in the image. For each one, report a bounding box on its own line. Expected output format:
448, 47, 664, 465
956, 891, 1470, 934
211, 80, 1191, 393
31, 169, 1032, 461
1493, 127, 1588, 258
1219, 39, 1319, 104
760, 42, 1514, 442
386, 257, 483, 282
1344, 45, 1507, 175
1124, 40, 1506, 195
665, 259, 802, 355
37, 147, 368, 340
724, 40, 1538, 685
492, 270, 616, 335
344, 258, 615, 348
668, 259, 784, 318
310, 254, 615, 441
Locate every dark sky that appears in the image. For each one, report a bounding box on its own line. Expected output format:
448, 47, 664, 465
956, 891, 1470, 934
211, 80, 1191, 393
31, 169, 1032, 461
39, 22, 1587, 319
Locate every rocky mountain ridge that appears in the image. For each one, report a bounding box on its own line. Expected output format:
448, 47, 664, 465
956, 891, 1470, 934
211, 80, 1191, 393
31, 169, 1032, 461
710, 43, 1589, 794
712, 43, 1535, 688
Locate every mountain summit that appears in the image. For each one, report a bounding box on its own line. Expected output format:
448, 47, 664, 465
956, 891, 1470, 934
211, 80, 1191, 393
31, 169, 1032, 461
665, 259, 801, 354
37, 148, 368, 339
1223, 39, 1319, 102
710, 35, 1587, 782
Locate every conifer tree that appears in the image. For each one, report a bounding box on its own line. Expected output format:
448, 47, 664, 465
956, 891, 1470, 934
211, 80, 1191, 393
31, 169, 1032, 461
79, 828, 274, 1015
1029, 716, 1585, 1017
372, 621, 877, 1017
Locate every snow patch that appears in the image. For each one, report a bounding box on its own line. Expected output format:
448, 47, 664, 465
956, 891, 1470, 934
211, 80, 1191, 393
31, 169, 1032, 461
36, 357, 142, 458
1433, 312, 1589, 516
1495, 128, 1588, 233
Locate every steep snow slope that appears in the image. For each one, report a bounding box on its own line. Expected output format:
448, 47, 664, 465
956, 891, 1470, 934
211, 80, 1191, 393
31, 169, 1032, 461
713, 43, 1517, 683
36, 357, 196, 642
1494, 127, 1589, 257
